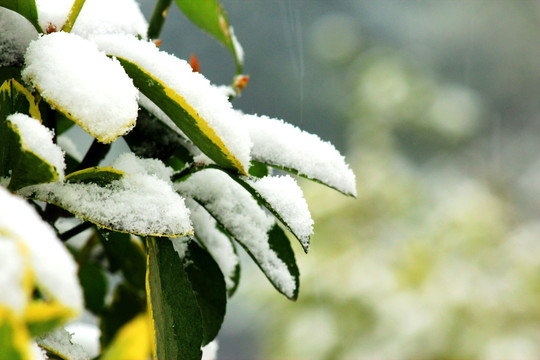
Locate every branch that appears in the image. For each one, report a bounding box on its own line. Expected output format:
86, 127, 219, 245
61, 0, 87, 33
148, 0, 173, 39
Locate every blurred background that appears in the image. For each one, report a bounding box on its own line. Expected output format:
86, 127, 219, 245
139, 1, 540, 359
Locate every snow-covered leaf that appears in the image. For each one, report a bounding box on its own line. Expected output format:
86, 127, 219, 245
95, 34, 251, 175
5, 113, 64, 191
22, 32, 139, 143
101, 313, 151, 360
188, 200, 241, 297
0, 0, 41, 33
176, 169, 299, 299
146, 237, 203, 360
243, 114, 357, 197
36, 327, 90, 360
0, 187, 83, 314
173, 0, 244, 71
21, 156, 193, 237
183, 240, 227, 345
231, 173, 313, 253
0, 307, 32, 360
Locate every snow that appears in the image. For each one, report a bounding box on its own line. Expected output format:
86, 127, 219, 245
65, 322, 100, 358
243, 114, 357, 196
171, 237, 189, 259
36, 0, 147, 38
57, 134, 82, 161
0, 8, 38, 67
94, 34, 252, 172
0, 186, 83, 312
8, 113, 66, 179
37, 327, 90, 360
20, 153, 192, 237
247, 175, 313, 250
22, 32, 139, 143
0, 239, 26, 314
187, 199, 239, 291
202, 340, 219, 360
229, 27, 244, 64
176, 169, 296, 297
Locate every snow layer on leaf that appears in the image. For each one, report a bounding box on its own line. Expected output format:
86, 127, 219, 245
113, 152, 173, 183
0, 187, 83, 312
248, 175, 313, 249
94, 34, 252, 170
22, 32, 138, 143
187, 199, 239, 291
36, 0, 147, 38
36, 327, 90, 360
243, 114, 357, 196
21, 154, 192, 237
8, 113, 66, 179
229, 27, 244, 65
0, 239, 26, 314
176, 169, 296, 297
202, 340, 219, 360
0, 8, 38, 67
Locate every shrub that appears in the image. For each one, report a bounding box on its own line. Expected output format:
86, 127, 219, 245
0, 0, 355, 359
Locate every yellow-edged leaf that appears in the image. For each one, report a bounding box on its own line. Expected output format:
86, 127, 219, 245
24, 301, 76, 337
0, 307, 31, 360
101, 313, 152, 360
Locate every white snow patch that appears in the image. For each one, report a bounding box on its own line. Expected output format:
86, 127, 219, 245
171, 237, 189, 259
229, 27, 244, 64
113, 152, 173, 183
22, 32, 139, 143
243, 114, 357, 196
176, 169, 296, 297
65, 322, 100, 358
36, 0, 146, 38
8, 113, 66, 179
0, 239, 26, 314
0, 187, 83, 312
37, 327, 90, 360
0, 8, 38, 66
247, 175, 313, 249
187, 199, 239, 291
21, 154, 192, 237
94, 34, 252, 171
202, 340, 219, 360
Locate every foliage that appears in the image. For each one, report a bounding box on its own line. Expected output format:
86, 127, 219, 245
0, 1, 355, 359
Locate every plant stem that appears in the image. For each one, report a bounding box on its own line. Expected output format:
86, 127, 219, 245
60, 222, 93, 242
61, 0, 87, 33
76, 139, 111, 171
148, 0, 173, 39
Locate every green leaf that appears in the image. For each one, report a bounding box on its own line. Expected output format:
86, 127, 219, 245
146, 237, 203, 360
99, 230, 146, 291
114, 57, 247, 175
265, 224, 300, 300
100, 283, 146, 349
0, 79, 42, 179
183, 240, 227, 345
65, 167, 124, 187
0, 0, 42, 33
24, 301, 76, 337
124, 107, 193, 167
248, 161, 269, 178
0, 307, 30, 360
0, 67, 22, 85
173, 0, 243, 72
78, 262, 108, 314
